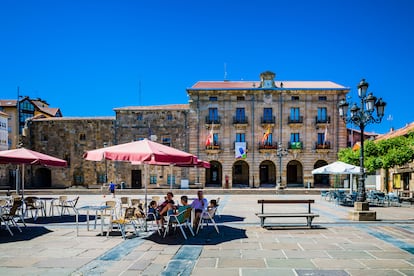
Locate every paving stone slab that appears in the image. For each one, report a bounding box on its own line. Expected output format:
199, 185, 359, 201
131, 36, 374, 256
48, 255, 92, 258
295, 269, 349, 276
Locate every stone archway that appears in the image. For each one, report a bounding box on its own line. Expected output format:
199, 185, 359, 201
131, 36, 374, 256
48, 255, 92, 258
205, 161, 222, 187
232, 160, 249, 188
259, 160, 276, 187
313, 160, 330, 187
286, 160, 303, 187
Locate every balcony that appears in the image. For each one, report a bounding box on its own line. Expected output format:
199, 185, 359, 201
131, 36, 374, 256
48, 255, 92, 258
258, 142, 278, 153
315, 141, 331, 151
233, 116, 248, 125
288, 141, 303, 150
205, 116, 221, 125
261, 116, 275, 125
315, 116, 331, 124
288, 116, 304, 124
205, 142, 222, 154
258, 142, 278, 150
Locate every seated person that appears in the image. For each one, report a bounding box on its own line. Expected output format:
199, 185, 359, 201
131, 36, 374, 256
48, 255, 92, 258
147, 200, 160, 221
190, 190, 208, 230
177, 195, 191, 213
173, 195, 191, 222
157, 192, 176, 226
208, 199, 218, 210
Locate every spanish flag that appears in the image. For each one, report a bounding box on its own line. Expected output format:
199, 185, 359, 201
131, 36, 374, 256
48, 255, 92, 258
261, 126, 271, 144
205, 124, 214, 146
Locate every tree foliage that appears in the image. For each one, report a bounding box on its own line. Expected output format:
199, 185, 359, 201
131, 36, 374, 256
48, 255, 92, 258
338, 131, 414, 173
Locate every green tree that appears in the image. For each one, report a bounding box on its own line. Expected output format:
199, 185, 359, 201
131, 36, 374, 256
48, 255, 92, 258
338, 132, 414, 191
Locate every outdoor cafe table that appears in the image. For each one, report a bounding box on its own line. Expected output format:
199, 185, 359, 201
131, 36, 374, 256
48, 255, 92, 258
37, 197, 58, 217
76, 205, 111, 236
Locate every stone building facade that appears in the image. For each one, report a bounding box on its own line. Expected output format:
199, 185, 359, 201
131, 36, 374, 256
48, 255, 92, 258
187, 71, 350, 188
14, 70, 351, 190
22, 117, 114, 188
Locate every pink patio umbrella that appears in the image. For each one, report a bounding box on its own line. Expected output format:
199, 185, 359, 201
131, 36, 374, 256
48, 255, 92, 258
0, 148, 68, 197
83, 138, 208, 231
83, 138, 199, 166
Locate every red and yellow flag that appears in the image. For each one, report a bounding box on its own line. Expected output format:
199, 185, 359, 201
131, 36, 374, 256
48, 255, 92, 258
261, 126, 271, 144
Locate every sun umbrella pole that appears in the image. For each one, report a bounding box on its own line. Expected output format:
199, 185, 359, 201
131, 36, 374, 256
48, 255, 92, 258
169, 164, 173, 191
21, 164, 25, 198
144, 163, 148, 232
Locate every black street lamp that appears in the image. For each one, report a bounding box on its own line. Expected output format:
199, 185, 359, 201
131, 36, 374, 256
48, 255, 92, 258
338, 79, 386, 202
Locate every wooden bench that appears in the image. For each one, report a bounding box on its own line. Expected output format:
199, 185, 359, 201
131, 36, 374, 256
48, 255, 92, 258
256, 199, 319, 228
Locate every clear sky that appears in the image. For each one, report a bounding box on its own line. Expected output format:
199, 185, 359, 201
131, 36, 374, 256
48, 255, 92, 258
1, 0, 413, 134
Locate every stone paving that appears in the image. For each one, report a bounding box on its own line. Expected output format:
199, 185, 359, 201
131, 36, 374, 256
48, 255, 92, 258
0, 192, 414, 275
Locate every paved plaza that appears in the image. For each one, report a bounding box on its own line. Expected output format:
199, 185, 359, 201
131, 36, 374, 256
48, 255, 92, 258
0, 191, 414, 276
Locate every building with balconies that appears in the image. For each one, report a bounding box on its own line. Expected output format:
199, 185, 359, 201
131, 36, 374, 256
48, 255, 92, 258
187, 71, 350, 188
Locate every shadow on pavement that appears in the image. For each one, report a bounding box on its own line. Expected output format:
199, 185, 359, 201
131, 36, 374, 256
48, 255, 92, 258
0, 226, 52, 243
24, 215, 91, 224
214, 215, 244, 223
144, 225, 247, 245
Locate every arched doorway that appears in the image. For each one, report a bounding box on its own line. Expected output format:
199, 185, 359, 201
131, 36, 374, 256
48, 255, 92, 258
232, 160, 249, 188
33, 168, 52, 188
286, 160, 303, 187
205, 161, 222, 187
313, 160, 329, 187
259, 160, 276, 187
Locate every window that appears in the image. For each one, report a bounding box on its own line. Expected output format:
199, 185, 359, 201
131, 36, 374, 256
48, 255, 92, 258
209, 96, 218, 101
236, 133, 245, 142
263, 108, 273, 122
162, 137, 171, 146
237, 96, 245, 101
290, 133, 300, 142
213, 133, 219, 144
317, 133, 325, 145
79, 133, 86, 141
167, 174, 176, 185
263, 133, 273, 145
291, 96, 300, 101
317, 107, 328, 122
235, 108, 245, 122
290, 107, 300, 121
208, 108, 219, 121
137, 113, 143, 121
150, 175, 157, 184
97, 174, 106, 184
319, 96, 327, 101
41, 135, 48, 142
166, 113, 173, 121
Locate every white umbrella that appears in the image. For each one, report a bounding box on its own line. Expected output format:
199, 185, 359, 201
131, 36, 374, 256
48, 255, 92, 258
312, 161, 361, 175
312, 161, 362, 193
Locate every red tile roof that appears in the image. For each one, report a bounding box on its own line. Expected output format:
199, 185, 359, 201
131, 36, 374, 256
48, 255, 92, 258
33, 116, 115, 121
375, 122, 414, 141
114, 104, 189, 111
0, 100, 17, 107
190, 81, 347, 89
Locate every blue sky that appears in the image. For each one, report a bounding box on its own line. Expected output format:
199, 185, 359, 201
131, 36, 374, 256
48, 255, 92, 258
1, 0, 413, 134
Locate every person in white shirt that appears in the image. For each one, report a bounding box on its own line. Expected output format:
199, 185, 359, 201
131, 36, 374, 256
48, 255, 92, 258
190, 190, 208, 230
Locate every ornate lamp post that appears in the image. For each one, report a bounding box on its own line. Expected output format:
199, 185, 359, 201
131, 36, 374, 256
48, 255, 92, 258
338, 79, 386, 203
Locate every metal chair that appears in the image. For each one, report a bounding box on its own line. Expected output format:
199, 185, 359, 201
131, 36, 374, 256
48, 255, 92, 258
107, 207, 139, 239
0, 198, 26, 236
24, 196, 45, 221
163, 207, 194, 239
196, 207, 219, 234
